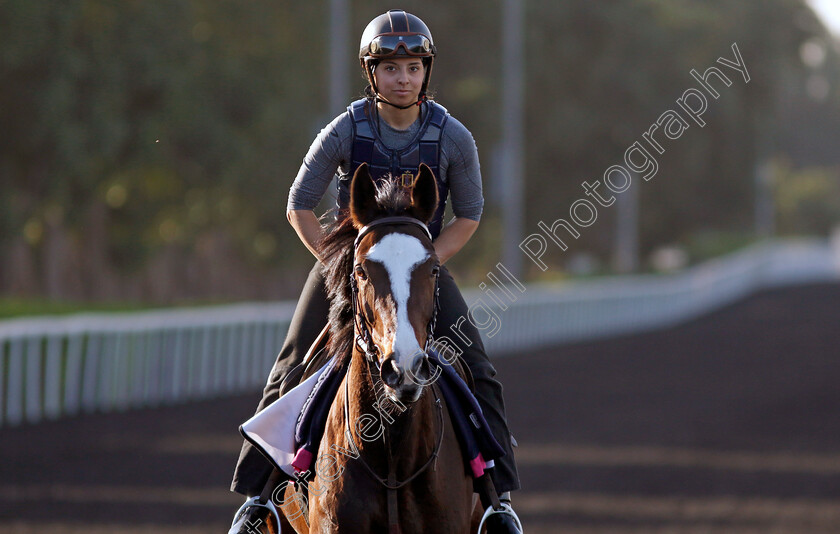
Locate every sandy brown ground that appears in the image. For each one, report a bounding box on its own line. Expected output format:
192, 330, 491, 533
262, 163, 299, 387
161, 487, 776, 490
1, 282, 839, 533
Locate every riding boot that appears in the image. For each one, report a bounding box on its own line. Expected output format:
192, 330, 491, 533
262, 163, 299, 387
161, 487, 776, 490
434, 266, 521, 493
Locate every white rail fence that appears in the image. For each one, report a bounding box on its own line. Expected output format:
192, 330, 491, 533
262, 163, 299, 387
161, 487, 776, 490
0, 302, 296, 427
1, 238, 838, 427
472, 238, 840, 354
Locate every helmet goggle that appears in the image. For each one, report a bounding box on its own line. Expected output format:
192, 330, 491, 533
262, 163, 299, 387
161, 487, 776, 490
366, 34, 434, 58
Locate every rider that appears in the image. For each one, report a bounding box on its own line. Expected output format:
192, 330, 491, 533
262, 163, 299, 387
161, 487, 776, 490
230, 9, 522, 532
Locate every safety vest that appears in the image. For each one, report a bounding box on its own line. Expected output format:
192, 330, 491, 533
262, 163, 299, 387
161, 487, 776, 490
337, 98, 449, 239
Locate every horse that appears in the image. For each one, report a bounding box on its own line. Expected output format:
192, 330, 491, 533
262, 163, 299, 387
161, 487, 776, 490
273, 163, 481, 533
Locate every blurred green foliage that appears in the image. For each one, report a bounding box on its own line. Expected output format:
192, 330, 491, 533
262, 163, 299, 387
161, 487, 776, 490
0, 297, 149, 319
774, 159, 840, 234
1, 0, 838, 303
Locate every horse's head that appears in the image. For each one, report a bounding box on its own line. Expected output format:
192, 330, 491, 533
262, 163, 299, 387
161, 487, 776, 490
348, 163, 440, 403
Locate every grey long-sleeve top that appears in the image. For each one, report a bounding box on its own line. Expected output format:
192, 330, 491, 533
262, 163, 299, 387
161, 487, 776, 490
287, 103, 484, 221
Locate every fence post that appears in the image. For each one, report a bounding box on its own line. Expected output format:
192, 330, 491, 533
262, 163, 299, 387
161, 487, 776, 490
44, 335, 63, 419
6, 339, 24, 426
25, 337, 43, 424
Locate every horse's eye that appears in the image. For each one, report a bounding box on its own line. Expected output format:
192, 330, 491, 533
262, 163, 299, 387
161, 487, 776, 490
355, 265, 368, 281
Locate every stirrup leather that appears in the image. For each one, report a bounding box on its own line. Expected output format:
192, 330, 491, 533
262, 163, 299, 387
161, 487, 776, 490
231, 496, 281, 533
477, 501, 523, 533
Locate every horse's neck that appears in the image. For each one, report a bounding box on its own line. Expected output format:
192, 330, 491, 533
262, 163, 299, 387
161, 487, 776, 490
345, 349, 437, 475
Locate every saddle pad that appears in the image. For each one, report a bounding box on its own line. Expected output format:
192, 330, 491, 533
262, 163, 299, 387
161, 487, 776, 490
292, 353, 349, 472
427, 349, 505, 477
240, 357, 336, 477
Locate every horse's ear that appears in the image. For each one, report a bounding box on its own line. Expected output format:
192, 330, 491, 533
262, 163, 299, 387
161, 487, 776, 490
350, 163, 378, 228
410, 163, 439, 224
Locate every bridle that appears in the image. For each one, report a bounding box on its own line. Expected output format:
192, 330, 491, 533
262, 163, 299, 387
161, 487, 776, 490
349, 216, 441, 372
346, 215, 444, 534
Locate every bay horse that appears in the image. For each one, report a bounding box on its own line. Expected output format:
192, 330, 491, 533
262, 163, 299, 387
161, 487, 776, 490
275, 163, 480, 533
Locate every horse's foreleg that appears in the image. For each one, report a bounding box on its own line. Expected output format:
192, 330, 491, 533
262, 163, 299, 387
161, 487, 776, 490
276, 483, 309, 534
271, 510, 298, 534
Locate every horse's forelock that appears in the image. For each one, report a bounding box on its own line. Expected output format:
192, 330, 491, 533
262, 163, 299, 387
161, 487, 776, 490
374, 177, 412, 216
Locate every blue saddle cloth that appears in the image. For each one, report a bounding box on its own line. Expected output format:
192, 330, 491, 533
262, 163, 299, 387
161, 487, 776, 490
290, 349, 505, 478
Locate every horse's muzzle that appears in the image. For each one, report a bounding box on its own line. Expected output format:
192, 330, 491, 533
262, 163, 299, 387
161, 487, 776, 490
381, 351, 430, 402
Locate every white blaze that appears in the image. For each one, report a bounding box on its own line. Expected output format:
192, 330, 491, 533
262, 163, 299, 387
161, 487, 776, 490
366, 233, 429, 369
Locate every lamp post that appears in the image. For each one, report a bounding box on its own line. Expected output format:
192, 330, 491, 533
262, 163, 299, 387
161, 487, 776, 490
328, 0, 350, 117
500, 0, 525, 278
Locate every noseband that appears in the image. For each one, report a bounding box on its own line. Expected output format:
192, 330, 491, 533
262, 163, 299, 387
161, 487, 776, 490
349, 216, 441, 371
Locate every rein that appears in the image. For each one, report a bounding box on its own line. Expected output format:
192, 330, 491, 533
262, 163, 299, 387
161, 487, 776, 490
346, 215, 444, 533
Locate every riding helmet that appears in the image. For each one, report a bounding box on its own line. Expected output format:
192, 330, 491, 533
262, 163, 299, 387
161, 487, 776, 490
359, 10, 436, 102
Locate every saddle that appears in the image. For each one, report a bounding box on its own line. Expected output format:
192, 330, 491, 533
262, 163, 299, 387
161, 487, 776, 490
278, 324, 331, 397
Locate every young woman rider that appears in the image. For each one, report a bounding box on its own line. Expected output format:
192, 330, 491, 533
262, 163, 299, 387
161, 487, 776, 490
229, 10, 522, 533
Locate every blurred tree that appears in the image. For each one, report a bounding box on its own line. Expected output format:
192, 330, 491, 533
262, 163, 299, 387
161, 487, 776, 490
519, 0, 828, 274
1, 0, 838, 304
774, 159, 840, 235
0, 0, 325, 301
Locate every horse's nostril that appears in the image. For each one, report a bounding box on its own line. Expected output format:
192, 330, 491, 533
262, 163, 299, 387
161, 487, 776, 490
381, 357, 403, 388
405, 352, 440, 387
402, 353, 428, 385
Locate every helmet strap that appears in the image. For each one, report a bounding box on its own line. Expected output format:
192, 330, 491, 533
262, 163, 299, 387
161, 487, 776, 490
374, 93, 426, 110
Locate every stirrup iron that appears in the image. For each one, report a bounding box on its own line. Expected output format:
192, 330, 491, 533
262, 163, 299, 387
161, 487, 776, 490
231, 496, 281, 533
477, 501, 523, 533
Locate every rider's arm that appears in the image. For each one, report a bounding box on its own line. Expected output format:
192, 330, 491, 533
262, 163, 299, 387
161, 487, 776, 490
287, 209, 325, 263
437, 116, 484, 264
434, 217, 479, 264
287, 113, 353, 262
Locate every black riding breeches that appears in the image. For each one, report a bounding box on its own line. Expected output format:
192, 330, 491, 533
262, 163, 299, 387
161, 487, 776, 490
230, 261, 521, 495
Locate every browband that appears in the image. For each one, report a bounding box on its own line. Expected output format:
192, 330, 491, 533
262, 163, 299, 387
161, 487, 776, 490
353, 216, 432, 250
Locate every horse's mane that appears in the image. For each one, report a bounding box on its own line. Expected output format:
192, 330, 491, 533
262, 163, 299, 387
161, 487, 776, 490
318, 179, 414, 360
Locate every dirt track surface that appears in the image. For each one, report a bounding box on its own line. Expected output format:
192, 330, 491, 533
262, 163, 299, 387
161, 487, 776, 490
1, 282, 839, 533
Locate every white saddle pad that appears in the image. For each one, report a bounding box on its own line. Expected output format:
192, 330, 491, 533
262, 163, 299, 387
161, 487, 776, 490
241, 361, 332, 476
